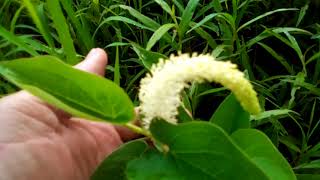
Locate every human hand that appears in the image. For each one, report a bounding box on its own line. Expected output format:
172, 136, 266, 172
0, 49, 134, 180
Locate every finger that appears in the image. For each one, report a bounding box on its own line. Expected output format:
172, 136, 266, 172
75, 48, 108, 76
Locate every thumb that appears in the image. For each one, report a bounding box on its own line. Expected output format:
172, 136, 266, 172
75, 48, 108, 76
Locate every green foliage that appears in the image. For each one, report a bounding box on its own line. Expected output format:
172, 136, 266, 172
0, 56, 135, 123
126, 150, 183, 180
46, 0, 78, 64
91, 139, 148, 180
210, 93, 250, 134
150, 120, 295, 180
0, 0, 320, 178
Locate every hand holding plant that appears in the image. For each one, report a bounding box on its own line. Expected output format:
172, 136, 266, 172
0, 49, 136, 180
0, 49, 297, 179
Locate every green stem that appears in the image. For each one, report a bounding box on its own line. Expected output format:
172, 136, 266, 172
125, 123, 152, 138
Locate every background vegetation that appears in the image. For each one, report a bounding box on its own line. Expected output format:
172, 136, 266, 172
0, 0, 319, 177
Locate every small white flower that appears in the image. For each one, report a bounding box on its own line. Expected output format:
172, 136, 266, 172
138, 53, 261, 128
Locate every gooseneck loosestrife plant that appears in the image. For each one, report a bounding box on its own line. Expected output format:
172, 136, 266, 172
138, 53, 261, 129
0, 53, 296, 179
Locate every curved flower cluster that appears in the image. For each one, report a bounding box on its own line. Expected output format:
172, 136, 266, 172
138, 53, 261, 128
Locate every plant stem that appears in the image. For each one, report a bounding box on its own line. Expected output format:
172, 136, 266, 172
125, 123, 152, 138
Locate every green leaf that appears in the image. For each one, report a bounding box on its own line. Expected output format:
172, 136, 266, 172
306, 51, 320, 65
10, 5, 25, 33
191, 24, 217, 49
187, 13, 219, 34
126, 150, 184, 180
22, 0, 55, 48
296, 4, 309, 27
288, 72, 305, 109
283, 80, 320, 97
0, 56, 135, 123
246, 27, 312, 48
154, 0, 173, 15
212, 0, 222, 12
114, 46, 120, 85
118, 5, 160, 29
146, 23, 175, 50
237, 8, 299, 32
177, 105, 193, 123
46, 0, 78, 64
131, 44, 167, 69
97, 16, 154, 33
231, 129, 296, 180
116, 5, 176, 48
253, 109, 298, 120
105, 42, 130, 48
296, 174, 320, 180
172, 0, 184, 13
60, 0, 94, 52
150, 120, 296, 180
0, 26, 39, 56
257, 42, 294, 74
92, 139, 148, 180
210, 93, 250, 134
196, 87, 227, 97
178, 0, 200, 38
279, 138, 301, 153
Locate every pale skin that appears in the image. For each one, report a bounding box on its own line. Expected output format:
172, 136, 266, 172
0, 48, 137, 180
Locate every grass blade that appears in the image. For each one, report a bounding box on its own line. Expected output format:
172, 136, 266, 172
296, 4, 309, 27
154, 0, 172, 16
246, 27, 312, 48
187, 13, 219, 33
146, 23, 175, 50
114, 46, 120, 85
10, 5, 25, 32
47, 0, 78, 64
178, 0, 200, 38
288, 72, 305, 109
96, 16, 154, 36
251, 109, 297, 121
212, 0, 223, 12
192, 24, 217, 49
306, 51, 320, 64
118, 5, 160, 29
60, 0, 94, 53
22, 0, 55, 48
172, 0, 184, 13
257, 42, 294, 74
237, 8, 299, 32
117, 5, 177, 48
283, 31, 306, 74
0, 26, 39, 56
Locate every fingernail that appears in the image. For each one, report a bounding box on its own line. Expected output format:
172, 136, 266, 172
86, 48, 99, 60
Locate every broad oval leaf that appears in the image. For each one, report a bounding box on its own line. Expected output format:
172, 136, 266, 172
231, 129, 296, 180
210, 93, 250, 134
126, 150, 184, 180
150, 120, 296, 180
92, 139, 148, 180
0, 56, 135, 123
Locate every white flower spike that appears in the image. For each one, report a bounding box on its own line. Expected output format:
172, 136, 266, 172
138, 53, 261, 128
